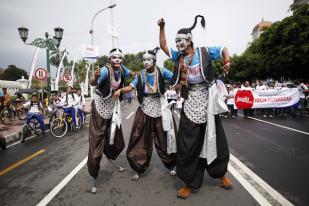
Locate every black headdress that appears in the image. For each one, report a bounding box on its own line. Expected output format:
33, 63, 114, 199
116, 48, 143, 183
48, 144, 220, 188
176, 15, 205, 39
143, 47, 160, 61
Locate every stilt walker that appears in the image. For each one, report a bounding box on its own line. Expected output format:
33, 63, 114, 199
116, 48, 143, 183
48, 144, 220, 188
158, 15, 232, 199
114, 47, 177, 181
87, 48, 135, 193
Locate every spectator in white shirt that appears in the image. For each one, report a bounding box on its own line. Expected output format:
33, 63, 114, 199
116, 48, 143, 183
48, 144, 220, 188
76, 88, 85, 124
242, 81, 253, 118
298, 81, 308, 118
226, 86, 236, 118
19, 93, 45, 133
61, 86, 79, 128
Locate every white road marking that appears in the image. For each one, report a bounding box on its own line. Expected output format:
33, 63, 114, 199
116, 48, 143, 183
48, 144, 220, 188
174, 111, 294, 205
230, 154, 294, 206
228, 163, 272, 206
36, 156, 88, 206
126, 112, 135, 120
240, 114, 309, 136
35, 111, 294, 206
7, 129, 50, 149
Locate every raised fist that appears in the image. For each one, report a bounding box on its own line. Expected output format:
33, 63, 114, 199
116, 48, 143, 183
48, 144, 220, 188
157, 18, 165, 28
94, 67, 101, 78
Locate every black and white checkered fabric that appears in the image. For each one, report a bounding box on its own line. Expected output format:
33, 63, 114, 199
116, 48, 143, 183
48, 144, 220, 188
93, 93, 115, 119
140, 96, 162, 118
184, 89, 209, 123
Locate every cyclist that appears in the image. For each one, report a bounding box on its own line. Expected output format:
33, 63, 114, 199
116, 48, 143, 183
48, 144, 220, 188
61, 85, 78, 129
2, 88, 11, 108
18, 93, 45, 133
49, 91, 62, 118
2, 88, 12, 118
75, 88, 85, 124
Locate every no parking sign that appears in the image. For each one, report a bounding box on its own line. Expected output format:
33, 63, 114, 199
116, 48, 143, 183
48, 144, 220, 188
35, 68, 47, 80
62, 73, 72, 83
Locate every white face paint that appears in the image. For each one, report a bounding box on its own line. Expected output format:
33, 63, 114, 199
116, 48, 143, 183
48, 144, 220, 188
110, 55, 122, 68
143, 53, 156, 69
175, 38, 190, 52
143, 56, 155, 69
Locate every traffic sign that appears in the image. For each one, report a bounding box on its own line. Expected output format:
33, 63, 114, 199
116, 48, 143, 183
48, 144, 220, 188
35, 68, 47, 80
62, 73, 72, 83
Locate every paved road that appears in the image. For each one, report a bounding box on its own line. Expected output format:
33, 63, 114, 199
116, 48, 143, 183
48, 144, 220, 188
222, 114, 309, 206
1, 99, 308, 206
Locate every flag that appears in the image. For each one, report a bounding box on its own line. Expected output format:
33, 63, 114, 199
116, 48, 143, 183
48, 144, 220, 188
107, 24, 118, 38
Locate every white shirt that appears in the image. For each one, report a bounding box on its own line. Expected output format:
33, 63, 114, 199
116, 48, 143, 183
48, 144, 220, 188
241, 86, 252, 91
23, 101, 42, 114
61, 93, 78, 108
76, 95, 85, 110
256, 85, 267, 90
299, 84, 308, 98
226, 90, 235, 105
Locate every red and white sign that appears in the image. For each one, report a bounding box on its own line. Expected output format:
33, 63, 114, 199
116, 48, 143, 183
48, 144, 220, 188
62, 73, 72, 83
35, 68, 47, 80
235, 88, 300, 109
235, 90, 254, 109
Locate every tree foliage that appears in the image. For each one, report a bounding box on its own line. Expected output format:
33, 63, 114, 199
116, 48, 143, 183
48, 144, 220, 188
0, 65, 28, 81
229, 4, 309, 82
49, 50, 69, 68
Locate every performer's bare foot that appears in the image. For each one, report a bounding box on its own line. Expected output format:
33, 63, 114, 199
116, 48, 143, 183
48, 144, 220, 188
108, 159, 124, 172
177, 186, 191, 199
220, 176, 233, 190
170, 168, 176, 176
91, 178, 97, 194
118, 167, 124, 172
132, 173, 139, 181
91, 186, 97, 194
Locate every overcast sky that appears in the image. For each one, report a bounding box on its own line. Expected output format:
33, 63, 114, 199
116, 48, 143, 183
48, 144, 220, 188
0, 0, 293, 75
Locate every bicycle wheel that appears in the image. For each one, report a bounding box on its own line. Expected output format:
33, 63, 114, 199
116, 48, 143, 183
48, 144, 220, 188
17, 109, 27, 120
20, 124, 29, 143
0, 108, 12, 125
50, 118, 68, 138
30, 120, 42, 135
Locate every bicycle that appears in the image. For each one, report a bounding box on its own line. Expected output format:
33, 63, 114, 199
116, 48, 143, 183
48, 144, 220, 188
50, 106, 81, 138
19, 114, 43, 143
0, 105, 26, 125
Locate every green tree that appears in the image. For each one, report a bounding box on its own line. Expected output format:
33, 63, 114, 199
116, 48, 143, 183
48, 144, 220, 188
229, 4, 309, 81
50, 50, 69, 68
1, 65, 28, 81
163, 58, 175, 72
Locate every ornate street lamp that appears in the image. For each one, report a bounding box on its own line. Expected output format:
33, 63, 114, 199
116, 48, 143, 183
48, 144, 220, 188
17, 26, 64, 103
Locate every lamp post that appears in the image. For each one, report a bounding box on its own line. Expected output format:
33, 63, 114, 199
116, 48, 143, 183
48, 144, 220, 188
89, 3, 116, 77
89, 3, 116, 46
18, 26, 63, 104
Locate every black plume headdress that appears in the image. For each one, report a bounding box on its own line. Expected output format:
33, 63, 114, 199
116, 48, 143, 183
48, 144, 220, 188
143, 47, 160, 60
176, 15, 205, 39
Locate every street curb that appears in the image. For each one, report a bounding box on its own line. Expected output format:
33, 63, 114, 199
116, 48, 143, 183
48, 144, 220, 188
3, 114, 91, 146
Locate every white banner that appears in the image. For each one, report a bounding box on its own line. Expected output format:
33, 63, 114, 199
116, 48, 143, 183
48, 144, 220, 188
83, 62, 91, 96
235, 88, 300, 109
69, 56, 77, 86
54, 51, 68, 91
28, 48, 40, 88
81, 44, 99, 59
107, 24, 118, 37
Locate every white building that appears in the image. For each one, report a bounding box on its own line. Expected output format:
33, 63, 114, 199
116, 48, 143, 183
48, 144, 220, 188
251, 18, 273, 41
0, 76, 29, 95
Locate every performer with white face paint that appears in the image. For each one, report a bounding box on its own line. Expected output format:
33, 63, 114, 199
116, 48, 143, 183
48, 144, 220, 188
158, 15, 232, 199
114, 47, 177, 181
87, 48, 135, 194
